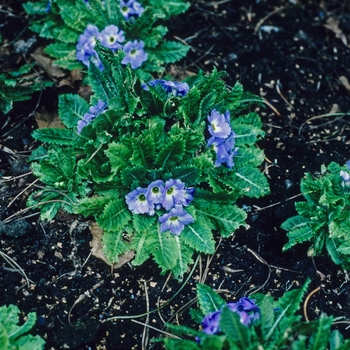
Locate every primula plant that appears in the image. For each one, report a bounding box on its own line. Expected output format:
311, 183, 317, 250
23, 0, 190, 79
282, 161, 350, 270
159, 282, 350, 349
0, 304, 45, 350
28, 45, 269, 279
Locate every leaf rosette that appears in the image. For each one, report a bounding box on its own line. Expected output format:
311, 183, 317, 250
29, 46, 270, 279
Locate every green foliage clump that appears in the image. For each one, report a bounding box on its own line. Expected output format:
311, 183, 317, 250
23, 0, 190, 79
0, 63, 52, 115
281, 162, 350, 269
159, 281, 350, 350
0, 304, 45, 350
28, 45, 269, 279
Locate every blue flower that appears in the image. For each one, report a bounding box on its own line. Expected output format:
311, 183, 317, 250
208, 109, 232, 138
125, 187, 153, 214
227, 297, 260, 326
146, 180, 165, 205
76, 24, 103, 70
77, 100, 107, 134
158, 205, 194, 235
121, 40, 148, 69
184, 187, 195, 206
200, 297, 260, 336
346, 160, 350, 170
120, 0, 144, 20
98, 25, 125, 50
163, 179, 187, 210
201, 310, 221, 335
207, 110, 238, 169
142, 80, 189, 97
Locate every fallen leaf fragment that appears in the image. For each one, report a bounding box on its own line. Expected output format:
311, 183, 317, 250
35, 106, 65, 129
323, 17, 348, 47
90, 222, 135, 269
31, 47, 66, 80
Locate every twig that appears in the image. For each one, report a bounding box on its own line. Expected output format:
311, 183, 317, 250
3, 199, 73, 224
253, 193, 303, 211
0, 249, 32, 289
7, 178, 39, 208
101, 254, 201, 322
261, 97, 282, 117
303, 286, 321, 322
141, 281, 150, 350
254, 5, 292, 33
246, 248, 272, 294
131, 319, 181, 339
299, 112, 350, 135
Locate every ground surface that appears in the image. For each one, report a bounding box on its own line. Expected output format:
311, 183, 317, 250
1, 0, 350, 349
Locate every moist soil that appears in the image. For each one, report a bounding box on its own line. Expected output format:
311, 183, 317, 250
1, 0, 350, 349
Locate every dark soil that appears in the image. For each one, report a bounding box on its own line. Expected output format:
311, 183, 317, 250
1, 0, 350, 349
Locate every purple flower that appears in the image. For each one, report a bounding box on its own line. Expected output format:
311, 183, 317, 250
163, 179, 187, 210
98, 25, 125, 50
125, 187, 153, 214
142, 80, 189, 97
77, 100, 107, 134
201, 310, 221, 335
76, 24, 103, 70
158, 205, 194, 235
184, 187, 195, 206
146, 180, 165, 205
207, 110, 238, 169
227, 297, 260, 326
121, 40, 148, 69
200, 297, 260, 336
208, 109, 232, 138
120, 0, 144, 20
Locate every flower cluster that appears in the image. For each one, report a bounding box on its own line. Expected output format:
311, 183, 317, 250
142, 79, 190, 97
77, 100, 107, 134
125, 179, 195, 235
207, 109, 239, 168
76, 23, 147, 70
201, 297, 260, 335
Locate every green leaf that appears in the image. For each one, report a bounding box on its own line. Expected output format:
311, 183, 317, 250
58, 94, 89, 128
171, 236, 194, 280
196, 284, 225, 315
131, 134, 155, 168
281, 216, 314, 251
194, 202, 247, 237
308, 314, 333, 350
151, 40, 190, 63
31, 128, 75, 145
178, 86, 200, 122
97, 199, 132, 232
171, 166, 199, 185
44, 42, 76, 59
234, 167, 270, 198
181, 217, 215, 254
220, 306, 250, 348
74, 196, 111, 217
155, 136, 185, 169
102, 229, 130, 263
326, 237, 343, 266
151, 229, 179, 274
0, 305, 45, 350
106, 141, 132, 174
